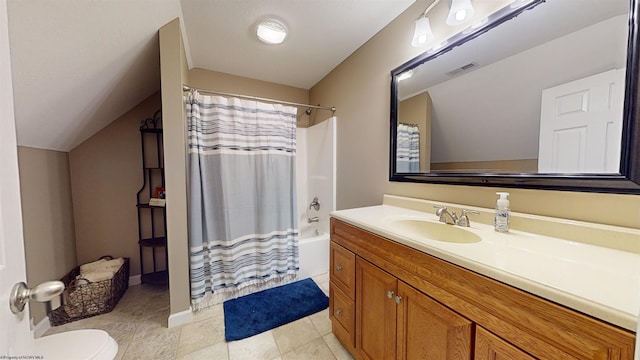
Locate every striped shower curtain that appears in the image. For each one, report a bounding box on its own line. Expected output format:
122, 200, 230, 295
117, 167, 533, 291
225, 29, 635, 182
186, 90, 299, 309
396, 124, 420, 172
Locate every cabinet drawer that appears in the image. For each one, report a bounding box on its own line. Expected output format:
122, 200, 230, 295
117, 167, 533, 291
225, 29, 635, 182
330, 241, 355, 299
476, 327, 536, 360
330, 283, 355, 348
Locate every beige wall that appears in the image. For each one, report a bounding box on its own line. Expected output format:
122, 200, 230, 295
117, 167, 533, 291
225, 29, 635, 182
431, 159, 538, 173
17, 146, 76, 325
69, 92, 162, 278
399, 92, 431, 172
309, 1, 640, 229
188, 68, 310, 126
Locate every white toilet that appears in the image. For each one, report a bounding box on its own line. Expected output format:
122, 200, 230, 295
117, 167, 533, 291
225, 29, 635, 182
34, 329, 118, 360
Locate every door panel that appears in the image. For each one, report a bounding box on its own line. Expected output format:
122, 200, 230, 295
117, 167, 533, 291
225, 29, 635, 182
356, 257, 397, 360
538, 68, 625, 173
397, 281, 473, 360
0, 0, 32, 354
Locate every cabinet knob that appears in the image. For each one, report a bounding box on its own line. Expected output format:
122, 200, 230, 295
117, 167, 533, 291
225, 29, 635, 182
386, 290, 394, 299
336, 309, 342, 315
395, 295, 402, 304
335, 265, 342, 272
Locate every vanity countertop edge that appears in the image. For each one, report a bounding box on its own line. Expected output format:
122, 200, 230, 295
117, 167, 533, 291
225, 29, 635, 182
329, 195, 640, 332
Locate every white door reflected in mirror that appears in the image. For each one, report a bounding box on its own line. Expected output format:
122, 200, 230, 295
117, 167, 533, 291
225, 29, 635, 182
538, 68, 625, 173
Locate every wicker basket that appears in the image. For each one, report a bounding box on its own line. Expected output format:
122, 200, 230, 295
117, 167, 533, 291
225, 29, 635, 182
49, 256, 129, 326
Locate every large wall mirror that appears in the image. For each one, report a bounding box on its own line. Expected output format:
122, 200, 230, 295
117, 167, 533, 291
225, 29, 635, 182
390, 0, 640, 193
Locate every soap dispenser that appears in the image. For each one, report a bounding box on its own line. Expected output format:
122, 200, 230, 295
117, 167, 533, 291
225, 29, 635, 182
494, 192, 510, 232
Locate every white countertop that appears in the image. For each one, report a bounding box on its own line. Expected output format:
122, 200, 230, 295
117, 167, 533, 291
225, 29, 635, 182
331, 203, 640, 332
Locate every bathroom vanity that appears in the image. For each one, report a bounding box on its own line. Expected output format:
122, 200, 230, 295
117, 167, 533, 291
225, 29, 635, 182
329, 196, 638, 359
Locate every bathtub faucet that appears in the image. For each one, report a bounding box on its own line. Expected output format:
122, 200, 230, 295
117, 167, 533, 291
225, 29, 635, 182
309, 197, 320, 211
308, 217, 319, 223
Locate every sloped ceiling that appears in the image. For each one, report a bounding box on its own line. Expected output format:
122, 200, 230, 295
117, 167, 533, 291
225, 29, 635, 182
7, 0, 415, 151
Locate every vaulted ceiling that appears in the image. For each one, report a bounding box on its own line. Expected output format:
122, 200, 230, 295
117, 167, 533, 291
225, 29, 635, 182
7, 0, 415, 151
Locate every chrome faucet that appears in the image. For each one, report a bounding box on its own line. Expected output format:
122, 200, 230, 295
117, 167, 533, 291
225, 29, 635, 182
456, 209, 479, 227
309, 197, 320, 211
434, 206, 457, 225
308, 216, 319, 223
433, 206, 478, 227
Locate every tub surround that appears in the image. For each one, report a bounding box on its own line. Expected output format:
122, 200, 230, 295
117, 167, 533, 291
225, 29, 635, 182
297, 232, 330, 281
330, 195, 640, 332
295, 116, 336, 281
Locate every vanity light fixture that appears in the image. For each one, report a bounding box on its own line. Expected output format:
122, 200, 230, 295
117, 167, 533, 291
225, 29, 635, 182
411, 0, 441, 47
256, 18, 288, 45
446, 0, 475, 25
411, 16, 434, 47
398, 70, 414, 81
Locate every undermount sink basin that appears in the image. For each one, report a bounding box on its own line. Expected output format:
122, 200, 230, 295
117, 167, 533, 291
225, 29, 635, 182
385, 218, 482, 244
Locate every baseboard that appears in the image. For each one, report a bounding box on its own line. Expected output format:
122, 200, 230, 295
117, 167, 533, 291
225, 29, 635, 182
168, 307, 193, 328
32, 315, 51, 338
129, 274, 141, 286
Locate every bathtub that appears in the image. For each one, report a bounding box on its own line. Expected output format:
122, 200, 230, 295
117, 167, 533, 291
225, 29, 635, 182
297, 227, 330, 280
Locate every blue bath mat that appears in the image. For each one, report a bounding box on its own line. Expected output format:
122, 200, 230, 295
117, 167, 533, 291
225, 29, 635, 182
223, 278, 329, 341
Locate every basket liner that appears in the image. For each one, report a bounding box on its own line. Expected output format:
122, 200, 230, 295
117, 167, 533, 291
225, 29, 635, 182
49, 256, 129, 326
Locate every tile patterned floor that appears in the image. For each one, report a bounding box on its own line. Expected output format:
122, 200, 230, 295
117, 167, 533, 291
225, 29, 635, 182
43, 273, 354, 360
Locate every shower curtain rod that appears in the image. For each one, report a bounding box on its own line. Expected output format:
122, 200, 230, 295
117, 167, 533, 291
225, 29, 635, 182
182, 85, 336, 114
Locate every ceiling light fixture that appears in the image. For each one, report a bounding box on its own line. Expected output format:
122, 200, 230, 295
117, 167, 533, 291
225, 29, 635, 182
256, 18, 288, 45
446, 0, 475, 26
411, 0, 441, 47
398, 70, 414, 81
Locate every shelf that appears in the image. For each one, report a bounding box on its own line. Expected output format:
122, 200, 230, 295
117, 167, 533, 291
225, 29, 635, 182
137, 203, 166, 209
139, 236, 166, 247
141, 128, 163, 134
138, 113, 167, 286
141, 270, 168, 286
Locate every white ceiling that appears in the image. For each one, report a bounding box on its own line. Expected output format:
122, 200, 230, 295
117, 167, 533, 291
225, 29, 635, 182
7, 0, 415, 151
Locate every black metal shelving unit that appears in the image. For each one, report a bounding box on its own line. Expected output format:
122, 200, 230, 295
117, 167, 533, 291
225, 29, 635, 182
136, 110, 168, 286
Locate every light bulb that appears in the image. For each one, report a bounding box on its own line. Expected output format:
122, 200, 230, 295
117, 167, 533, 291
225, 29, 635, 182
256, 19, 288, 45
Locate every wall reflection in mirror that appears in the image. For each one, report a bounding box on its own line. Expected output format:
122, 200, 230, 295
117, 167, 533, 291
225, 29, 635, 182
394, 0, 629, 175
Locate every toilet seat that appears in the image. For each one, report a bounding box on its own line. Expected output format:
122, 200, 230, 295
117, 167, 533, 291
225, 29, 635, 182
35, 329, 118, 360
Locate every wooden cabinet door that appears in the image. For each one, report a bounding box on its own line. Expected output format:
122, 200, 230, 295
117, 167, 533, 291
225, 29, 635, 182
475, 327, 536, 360
397, 281, 473, 360
356, 257, 398, 360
